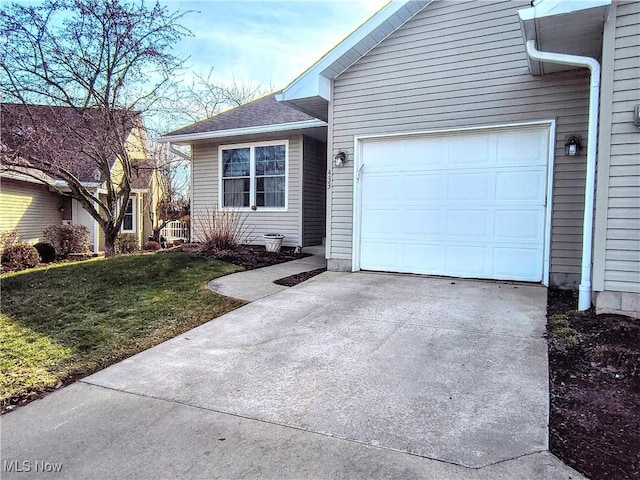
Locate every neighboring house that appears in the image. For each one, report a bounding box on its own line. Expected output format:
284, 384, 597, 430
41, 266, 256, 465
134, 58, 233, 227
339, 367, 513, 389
160, 94, 328, 247
0, 104, 154, 253
163, 0, 639, 318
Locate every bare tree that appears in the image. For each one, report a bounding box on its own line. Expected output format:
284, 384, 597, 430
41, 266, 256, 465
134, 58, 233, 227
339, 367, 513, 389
0, 0, 189, 256
144, 142, 190, 243
157, 68, 273, 126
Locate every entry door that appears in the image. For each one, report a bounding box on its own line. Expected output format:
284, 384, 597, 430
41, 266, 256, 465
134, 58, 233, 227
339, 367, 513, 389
357, 126, 550, 282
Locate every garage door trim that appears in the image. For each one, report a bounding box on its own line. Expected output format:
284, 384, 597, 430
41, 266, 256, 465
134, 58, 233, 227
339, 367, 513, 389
352, 120, 557, 285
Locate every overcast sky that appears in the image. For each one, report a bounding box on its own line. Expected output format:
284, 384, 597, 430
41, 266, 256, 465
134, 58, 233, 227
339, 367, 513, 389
162, 0, 389, 91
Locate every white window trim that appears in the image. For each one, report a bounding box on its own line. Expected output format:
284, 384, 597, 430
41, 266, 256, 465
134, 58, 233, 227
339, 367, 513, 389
218, 139, 289, 212
120, 197, 136, 233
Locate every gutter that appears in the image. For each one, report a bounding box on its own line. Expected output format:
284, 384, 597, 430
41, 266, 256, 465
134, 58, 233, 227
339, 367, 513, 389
158, 119, 327, 144
525, 40, 600, 311
169, 144, 190, 161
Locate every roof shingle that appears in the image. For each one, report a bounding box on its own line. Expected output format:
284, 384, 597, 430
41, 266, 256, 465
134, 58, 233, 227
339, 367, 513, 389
164, 94, 316, 137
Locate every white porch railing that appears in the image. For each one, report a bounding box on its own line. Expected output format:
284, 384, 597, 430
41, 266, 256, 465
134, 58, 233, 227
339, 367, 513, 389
160, 221, 190, 243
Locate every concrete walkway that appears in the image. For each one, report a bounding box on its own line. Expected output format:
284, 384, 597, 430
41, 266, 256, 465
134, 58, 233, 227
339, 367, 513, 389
208, 246, 326, 301
1, 264, 586, 479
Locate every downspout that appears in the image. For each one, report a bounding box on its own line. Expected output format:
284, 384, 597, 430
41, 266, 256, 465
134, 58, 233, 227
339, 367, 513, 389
525, 40, 600, 311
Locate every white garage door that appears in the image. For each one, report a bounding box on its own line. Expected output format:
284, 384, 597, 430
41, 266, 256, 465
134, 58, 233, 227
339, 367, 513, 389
358, 126, 550, 282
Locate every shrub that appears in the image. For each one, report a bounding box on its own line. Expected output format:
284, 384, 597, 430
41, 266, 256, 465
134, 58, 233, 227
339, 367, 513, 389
34, 242, 56, 263
116, 233, 139, 254
193, 206, 254, 250
0, 230, 20, 252
43, 224, 90, 257
143, 240, 161, 251
1, 243, 40, 271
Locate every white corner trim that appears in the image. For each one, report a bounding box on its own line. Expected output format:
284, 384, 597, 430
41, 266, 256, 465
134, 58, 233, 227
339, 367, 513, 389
159, 120, 326, 144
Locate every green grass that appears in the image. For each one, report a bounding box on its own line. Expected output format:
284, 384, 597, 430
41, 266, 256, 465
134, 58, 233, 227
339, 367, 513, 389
548, 313, 579, 347
1, 253, 244, 408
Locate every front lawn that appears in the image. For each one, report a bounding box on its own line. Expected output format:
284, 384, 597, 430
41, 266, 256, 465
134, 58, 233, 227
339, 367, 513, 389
1, 253, 244, 411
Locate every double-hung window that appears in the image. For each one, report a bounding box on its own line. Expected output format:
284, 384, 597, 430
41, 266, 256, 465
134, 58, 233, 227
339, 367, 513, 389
121, 198, 135, 233
220, 140, 287, 210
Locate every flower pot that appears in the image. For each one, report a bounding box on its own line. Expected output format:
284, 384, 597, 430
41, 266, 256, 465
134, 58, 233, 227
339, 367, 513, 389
264, 234, 284, 253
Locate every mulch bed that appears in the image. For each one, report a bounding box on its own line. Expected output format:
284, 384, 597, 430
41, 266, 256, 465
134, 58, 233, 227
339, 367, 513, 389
166, 243, 308, 270
273, 268, 327, 287
547, 289, 640, 480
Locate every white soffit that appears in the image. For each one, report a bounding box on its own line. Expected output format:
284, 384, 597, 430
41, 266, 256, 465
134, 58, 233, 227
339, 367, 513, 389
277, 0, 432, 120
519, 0, 611, 75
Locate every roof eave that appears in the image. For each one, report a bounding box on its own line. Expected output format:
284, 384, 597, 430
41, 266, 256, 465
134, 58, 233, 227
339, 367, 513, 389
518, 0, 611, 75
158, 119, 327, 145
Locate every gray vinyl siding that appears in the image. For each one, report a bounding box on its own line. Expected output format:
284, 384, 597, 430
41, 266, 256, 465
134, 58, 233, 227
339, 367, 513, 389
191, 135, 303, 247
0, 177, 64, 244
302, 136, 327, 247
329, 0, 591, 286
599, 1, 640, 293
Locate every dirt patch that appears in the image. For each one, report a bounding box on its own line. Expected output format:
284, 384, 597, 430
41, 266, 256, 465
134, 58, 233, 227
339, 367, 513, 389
166, 243, 307, 270
547, 289, 640, 480
273, 268, 327, 287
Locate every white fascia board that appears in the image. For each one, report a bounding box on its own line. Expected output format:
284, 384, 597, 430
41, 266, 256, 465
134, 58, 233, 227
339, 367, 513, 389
278, 0, 431, 103
519, 0, 611, 37
521, 0, 611, 21
158, 119, 327, 144
52, 180, 103, 189
0, 171, 50, 185
0, 171, 102, 190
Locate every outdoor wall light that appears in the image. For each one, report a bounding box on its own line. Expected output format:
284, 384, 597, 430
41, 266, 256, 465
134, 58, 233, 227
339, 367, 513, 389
565, 135, 582, 156
334, 151, 347, 167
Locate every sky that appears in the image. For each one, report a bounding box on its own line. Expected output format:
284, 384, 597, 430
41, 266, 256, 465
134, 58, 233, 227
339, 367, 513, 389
161, 0, 390, 92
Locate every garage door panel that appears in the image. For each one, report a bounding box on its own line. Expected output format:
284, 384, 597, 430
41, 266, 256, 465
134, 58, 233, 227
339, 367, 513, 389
404, 209, 445, 235
447, 172, 491, 201
445, 245, 490, 276
494, 209, 544, 242
496, 130, 547, 165
359, 126, 549, 282
363, 137, 446, 169
495, 169, 546, 202
403, 175, 443, 201
363, 208, 404, 233
446, 210, 489, 237
403, 243, 443, 272
493, 247, 544, 281
449, 133, 494, 165
362, 173, 402, 202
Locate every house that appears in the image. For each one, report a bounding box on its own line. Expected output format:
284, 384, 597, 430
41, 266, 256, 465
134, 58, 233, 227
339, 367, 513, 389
160, 94, 328, 248
164, 0, 639, 318
0, 104, 154, 253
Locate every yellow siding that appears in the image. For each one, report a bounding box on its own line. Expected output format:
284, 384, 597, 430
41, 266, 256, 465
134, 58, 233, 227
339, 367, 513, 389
0, 177, 64, 244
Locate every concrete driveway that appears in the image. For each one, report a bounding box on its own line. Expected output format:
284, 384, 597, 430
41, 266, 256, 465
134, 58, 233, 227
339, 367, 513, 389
1, 272, 584, 479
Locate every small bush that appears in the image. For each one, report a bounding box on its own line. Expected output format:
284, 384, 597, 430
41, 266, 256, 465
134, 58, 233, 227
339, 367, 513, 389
1, 243, 40, 271
193, 206, 254, 250
43, 224, 90, 257
116, 233, 139, 254
143, 240, 161, 251
0, 230, 20, 252
34, 242, 56, 263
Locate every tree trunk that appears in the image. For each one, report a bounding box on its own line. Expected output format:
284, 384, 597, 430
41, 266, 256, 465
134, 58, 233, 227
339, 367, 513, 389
104, 232, 118, 257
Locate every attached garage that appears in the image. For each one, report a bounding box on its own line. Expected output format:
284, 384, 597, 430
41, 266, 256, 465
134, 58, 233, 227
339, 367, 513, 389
354, 123, 554, 283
